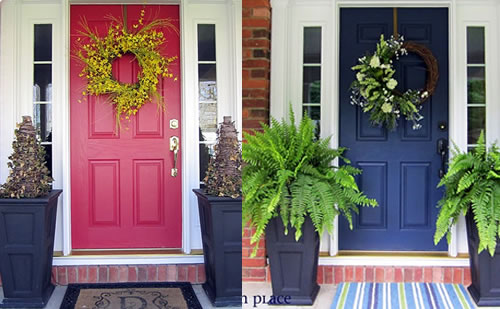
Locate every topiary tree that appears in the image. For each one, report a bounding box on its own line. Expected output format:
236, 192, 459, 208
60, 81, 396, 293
0, 116, 53, 198
203, 116, 242, 199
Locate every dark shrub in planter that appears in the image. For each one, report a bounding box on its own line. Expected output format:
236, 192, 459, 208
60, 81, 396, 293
0, 116, 61, 308
194, 116, 241, 307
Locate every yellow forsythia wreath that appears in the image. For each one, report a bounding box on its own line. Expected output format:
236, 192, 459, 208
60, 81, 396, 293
75, 10, 178, 121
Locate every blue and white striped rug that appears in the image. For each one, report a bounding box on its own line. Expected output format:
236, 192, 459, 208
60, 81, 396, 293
331, 282, 475, 309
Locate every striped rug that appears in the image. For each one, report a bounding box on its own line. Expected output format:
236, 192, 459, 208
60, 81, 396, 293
331, 282, 475, 309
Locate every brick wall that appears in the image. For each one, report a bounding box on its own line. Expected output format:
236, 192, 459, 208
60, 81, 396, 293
242, 0, 272, 281
49, 264, 205, 285
242, 0, 271, 132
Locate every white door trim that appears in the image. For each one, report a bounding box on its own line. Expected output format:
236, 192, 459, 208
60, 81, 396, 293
269, 0, 459, 257
0, 0, 241, 258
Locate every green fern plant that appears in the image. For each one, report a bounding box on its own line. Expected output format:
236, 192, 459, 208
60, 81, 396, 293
242, 110, 378, 255
434, 131, 500, 256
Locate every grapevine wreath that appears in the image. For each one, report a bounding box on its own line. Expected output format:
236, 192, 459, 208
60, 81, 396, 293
75, 9, 178, 123
350, 34, 438, 130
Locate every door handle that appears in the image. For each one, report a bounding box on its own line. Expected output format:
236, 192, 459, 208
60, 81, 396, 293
437, 138, 448, 178
170, 136, 179, 177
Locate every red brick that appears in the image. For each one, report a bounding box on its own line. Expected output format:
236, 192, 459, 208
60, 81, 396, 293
325, 267, 334, 284
252, 8, 270, 18
109, 266, 119, 283
355, 266, 364, 282
453, 267, 463, 284
243, 19, 270, 28
244, 0, 271, 7
243, 59, 270, 69
87, 266, 97, 283
158, 265, 167, 281
243, 277, 266, 282
128, 267, 137, 282
118, 266, 128, 282
444, 267, 453, 283
385, 267, 394, 282
51, 267, 57, 284
243, 49, 252, 59
178, 265, 188, 281
317, 266, 324, 284
365, 267, 374, 282
242, 29, 252, 38
251, 69, 268, 78
464, 268, 471, 286
78, 266, 88, 283
148, 265, 158, 282
404, 268, 414, 282
243, 258, 266, 267
345, 266, 354, 281
166, 265, 177, 281
249, 268, 266, 278
58, 267, 68, 285
137, 266, 148, 282
98, 266, 108, 283
198, 264, 206, 283
243, 39, 270, 49
188, 265, 197, 283
424, 268, 433, 282
250, 109, 269, 118
394, 268, 403, 282
266, 266, 271, 282
334, 267, 344, 284
375, 267, 384, 282
432, 267, 443, 283
414, 268, 423, 282
243, 89, 269, 99
68, 267, 77, 284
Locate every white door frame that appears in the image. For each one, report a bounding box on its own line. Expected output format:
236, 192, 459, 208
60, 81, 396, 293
269, 0, 460, 257
0, 0, 241, 261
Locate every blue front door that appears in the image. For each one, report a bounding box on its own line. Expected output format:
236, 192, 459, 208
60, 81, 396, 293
339, 8, 448, 251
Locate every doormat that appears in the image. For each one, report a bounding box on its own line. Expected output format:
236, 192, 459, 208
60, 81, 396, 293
331, 282, 475, 309
59, 282, 202, 309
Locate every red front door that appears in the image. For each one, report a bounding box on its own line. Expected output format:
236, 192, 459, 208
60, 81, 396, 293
70, 5, 182, 249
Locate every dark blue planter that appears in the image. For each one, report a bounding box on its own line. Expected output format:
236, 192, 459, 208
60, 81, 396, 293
193, 189, 242, 307
466, 211, 500, 307
0, 190, 62, 308
265, 217, 320, 306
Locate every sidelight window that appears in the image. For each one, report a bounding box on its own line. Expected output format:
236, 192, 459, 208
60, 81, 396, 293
466, 26, 486, 150
197, 24, 217, 184
33, 24, 53, 175
302, 27, 322, 137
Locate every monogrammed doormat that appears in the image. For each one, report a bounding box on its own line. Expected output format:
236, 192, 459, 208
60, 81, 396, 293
59, 282, 202, 309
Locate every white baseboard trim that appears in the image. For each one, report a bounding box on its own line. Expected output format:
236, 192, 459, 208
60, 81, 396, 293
53, 255, 204, 266
319, 256, 469, 267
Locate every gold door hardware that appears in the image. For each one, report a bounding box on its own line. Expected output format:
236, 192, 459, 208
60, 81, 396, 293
170, 136, 179, 177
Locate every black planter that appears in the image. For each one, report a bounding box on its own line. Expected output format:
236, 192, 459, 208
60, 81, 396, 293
265, 217, 320, 306
0, 190, 62, 308
466, 212, 500, 306
193, 189, 242, 307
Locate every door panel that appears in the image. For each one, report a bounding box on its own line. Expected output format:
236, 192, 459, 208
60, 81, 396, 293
70, 5, 181, 249
339, 8, 448, 251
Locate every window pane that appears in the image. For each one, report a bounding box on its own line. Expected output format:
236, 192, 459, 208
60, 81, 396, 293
198, 24, 216, 62
42, 144, 52, 177
199, 64, 217, 102
199, 143, 215, 184
199, 103, 217, 142
303, 67, 321, 103
467, 67, 485, 104
34, 24, 52, 61
33, 104, 52, 142
34, 64, 52, 102
467, 27, 485, 64
467, 107, 485, 144
303, 105, 320, 137
303, 27, 321, 64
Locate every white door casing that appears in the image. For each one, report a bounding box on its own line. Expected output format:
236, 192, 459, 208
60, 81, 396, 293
0, 0, 241, 263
